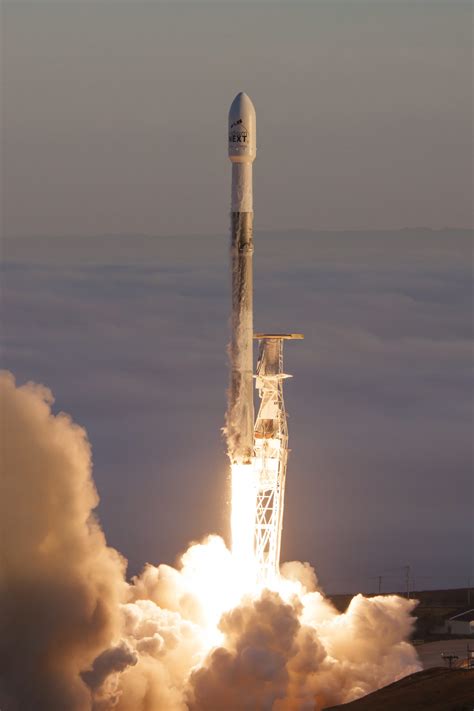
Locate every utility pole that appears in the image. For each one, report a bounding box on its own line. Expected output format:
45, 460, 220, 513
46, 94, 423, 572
369, 575, 383, 594
405, 565, 411, 599
441, 653, 458, 670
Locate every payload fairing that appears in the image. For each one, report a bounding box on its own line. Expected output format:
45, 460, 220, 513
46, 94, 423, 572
227, 93, 302, 584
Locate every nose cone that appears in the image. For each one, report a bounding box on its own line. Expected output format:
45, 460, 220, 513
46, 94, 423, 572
228, 92, 256, 163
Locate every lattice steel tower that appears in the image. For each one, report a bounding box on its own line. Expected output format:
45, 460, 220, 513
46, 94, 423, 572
253, 334, 303, 585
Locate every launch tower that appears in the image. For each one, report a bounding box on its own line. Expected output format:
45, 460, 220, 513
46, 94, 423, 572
253, 334, 303, 585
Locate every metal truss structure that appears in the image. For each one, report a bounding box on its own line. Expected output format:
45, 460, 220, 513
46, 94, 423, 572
253, 334, 303, 585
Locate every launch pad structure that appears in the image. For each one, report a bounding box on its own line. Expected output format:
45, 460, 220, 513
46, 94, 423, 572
253, 334, 303, 585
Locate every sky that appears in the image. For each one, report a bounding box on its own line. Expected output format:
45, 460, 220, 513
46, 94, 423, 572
2, 0, 473, 237
1, 1, 473, 594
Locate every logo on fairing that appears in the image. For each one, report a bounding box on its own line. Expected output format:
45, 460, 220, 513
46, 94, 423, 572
229, 119, 248, 144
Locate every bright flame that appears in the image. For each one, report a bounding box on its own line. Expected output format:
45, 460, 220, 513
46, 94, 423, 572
123, 535, 421, 710
231, 461, 258, 590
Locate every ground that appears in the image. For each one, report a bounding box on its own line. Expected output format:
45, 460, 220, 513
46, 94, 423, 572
326, 667, 474, 711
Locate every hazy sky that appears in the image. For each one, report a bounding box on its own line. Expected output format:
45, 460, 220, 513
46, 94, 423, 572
2, 0, 473, 238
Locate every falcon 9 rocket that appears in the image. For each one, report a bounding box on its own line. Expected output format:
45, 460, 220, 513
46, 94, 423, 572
227, 92, 256, 465
226, 92, 303, 584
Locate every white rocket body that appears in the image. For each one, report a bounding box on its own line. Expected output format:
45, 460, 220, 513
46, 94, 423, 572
227, 93, 256, 464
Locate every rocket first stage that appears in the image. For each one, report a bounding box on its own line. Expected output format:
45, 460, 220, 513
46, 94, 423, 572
227, 92, 256, 465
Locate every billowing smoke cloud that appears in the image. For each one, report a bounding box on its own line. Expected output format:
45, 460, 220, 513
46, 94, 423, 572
0, 372, 421, 710
0, 372, 128, 710
187, 588, 419, 710
81, 642, 138, 710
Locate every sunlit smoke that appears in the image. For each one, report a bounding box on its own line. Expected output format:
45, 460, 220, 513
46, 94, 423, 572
0, 371, 422, 711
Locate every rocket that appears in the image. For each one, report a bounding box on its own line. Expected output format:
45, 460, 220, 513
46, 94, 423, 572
226, 92, 302, 581
227, 92, 256, 465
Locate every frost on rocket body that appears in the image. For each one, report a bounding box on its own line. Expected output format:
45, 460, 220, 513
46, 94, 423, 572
0, 372, 421, 711
227, 212, 254, 463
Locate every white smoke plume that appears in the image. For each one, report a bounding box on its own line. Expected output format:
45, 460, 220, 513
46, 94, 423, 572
0, 372, 421, 710
0, 372, 128, 711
